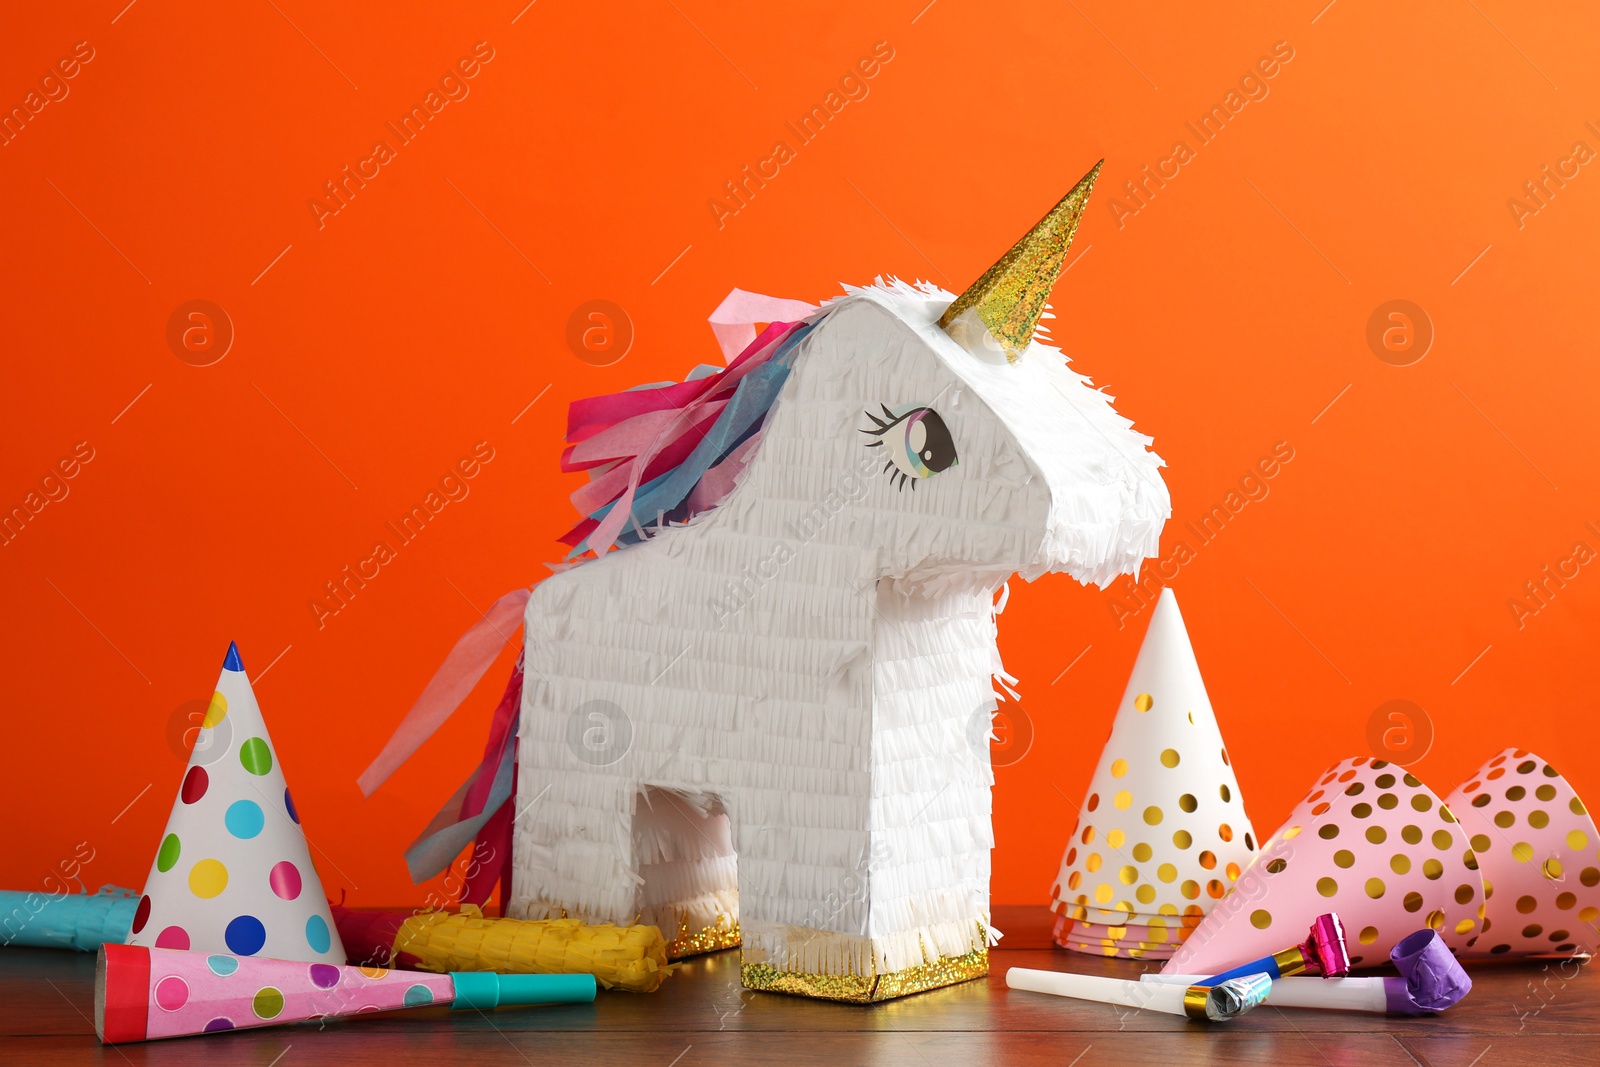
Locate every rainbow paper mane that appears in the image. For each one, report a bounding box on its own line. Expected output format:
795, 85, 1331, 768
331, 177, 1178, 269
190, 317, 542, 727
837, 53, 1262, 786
558, 317, 817, 558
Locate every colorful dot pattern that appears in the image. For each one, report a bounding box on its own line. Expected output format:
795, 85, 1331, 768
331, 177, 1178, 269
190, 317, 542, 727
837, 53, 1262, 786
1447, 748, 1600, 958
180, 767, 208, 805
305, 915, 331, 954
155, 975, 189, 1012
1050, 608, 1260, 963
140, 949, 455, 1041
239, 737, 273, 776
253, 987, 284, 1019
154, 926, 190, 950
269, 861, 303, 901
156, 834, 181, 873
125, 644, 345, 966
226, 915, 267, 956
188, 859, 229, 899
1166, 756, 1483, 975
225, 800, 265, 839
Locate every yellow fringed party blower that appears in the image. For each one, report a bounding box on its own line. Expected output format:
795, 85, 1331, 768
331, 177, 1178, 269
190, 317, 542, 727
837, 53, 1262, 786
331, 904, 672, 993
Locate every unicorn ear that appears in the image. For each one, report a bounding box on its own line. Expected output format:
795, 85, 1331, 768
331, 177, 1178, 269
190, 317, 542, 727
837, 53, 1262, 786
938, 160, 1103, 363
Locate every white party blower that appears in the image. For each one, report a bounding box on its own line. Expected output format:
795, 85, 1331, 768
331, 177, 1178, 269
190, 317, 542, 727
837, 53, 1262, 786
1007, 967, 1271, 1022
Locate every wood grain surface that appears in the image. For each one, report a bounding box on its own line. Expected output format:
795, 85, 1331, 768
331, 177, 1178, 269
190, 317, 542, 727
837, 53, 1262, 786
2, 907, 1593, 1065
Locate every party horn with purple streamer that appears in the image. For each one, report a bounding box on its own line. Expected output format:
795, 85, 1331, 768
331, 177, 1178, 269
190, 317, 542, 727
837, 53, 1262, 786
1141, 928, 1470, 1014
96, 944, 595, 1044
1200, 912, 1350, 983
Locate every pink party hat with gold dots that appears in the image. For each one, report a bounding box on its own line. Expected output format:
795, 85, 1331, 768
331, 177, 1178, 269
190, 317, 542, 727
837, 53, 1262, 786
1049, 588, 1259, 957
1163, 756, 1484, 975
1447, 748, 1600, 957
126, 643, 345, 964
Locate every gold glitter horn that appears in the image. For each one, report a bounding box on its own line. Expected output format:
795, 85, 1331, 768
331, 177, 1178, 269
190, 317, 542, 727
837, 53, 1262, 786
938, 160, 1103, 362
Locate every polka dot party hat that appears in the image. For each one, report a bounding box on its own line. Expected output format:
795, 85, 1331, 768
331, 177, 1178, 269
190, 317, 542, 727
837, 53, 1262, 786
1050, 914, 1181, 960
1162, 756, 1484, 976
1048, 588, 1259, 958
1446, 748, 1600, 958
125, 643, 346, 964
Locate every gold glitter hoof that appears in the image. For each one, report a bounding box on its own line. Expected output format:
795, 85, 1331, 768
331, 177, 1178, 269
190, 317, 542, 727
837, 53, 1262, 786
739, 945, 989, 1003
664, 917, 741, 960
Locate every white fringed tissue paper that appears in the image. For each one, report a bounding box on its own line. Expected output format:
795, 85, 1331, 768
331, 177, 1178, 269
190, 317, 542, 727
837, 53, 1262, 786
364, 161, 1173, 1002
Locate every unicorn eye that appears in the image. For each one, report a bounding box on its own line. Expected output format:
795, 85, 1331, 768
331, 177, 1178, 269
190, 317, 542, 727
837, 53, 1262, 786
860, 404, 958, 491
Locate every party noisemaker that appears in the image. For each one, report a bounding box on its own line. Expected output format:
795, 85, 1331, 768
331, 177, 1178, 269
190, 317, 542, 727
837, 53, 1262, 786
96, 944, 595, 1044
1144, 928, 1472, 1015
1007, 967, 1272, 1023
1201, 912, 1350, 983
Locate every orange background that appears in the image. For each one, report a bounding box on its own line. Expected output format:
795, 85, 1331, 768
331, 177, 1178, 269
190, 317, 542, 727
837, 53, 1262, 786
4, 1, 1598, 911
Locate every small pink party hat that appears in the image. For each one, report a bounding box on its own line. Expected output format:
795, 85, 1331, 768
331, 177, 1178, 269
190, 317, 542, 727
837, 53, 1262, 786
1447, 748, 1600, 957
1163, 756, 1485, 974
127, 643, 345, 964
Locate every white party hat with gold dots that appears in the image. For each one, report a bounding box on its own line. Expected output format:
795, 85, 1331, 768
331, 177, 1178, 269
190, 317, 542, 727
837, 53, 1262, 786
1048, 588, 1258, 958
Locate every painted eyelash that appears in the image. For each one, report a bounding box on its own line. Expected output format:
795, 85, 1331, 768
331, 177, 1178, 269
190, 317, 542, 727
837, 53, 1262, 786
861, 404, 957, 491
862, 405, 913, 490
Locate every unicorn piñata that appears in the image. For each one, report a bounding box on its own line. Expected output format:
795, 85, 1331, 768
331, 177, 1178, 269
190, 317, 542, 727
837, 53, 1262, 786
362, 161, 1172, 1001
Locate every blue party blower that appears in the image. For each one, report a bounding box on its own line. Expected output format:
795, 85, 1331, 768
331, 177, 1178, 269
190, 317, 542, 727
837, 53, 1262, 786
1, 886, 138, 952
1203, 912, 1350, 983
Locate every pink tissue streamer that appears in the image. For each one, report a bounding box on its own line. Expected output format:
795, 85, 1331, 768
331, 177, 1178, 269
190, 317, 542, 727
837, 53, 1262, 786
357, 587, 530, 797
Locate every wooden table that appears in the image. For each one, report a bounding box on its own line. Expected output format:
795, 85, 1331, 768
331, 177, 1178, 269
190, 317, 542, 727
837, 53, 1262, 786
3, 907, 1594, 1065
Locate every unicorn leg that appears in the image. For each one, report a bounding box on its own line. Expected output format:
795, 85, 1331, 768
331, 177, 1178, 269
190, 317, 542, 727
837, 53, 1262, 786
734, 584, 998, 1001
508, 766, 640, 926
857, 583, 998, 995
732, 806, 881, 997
